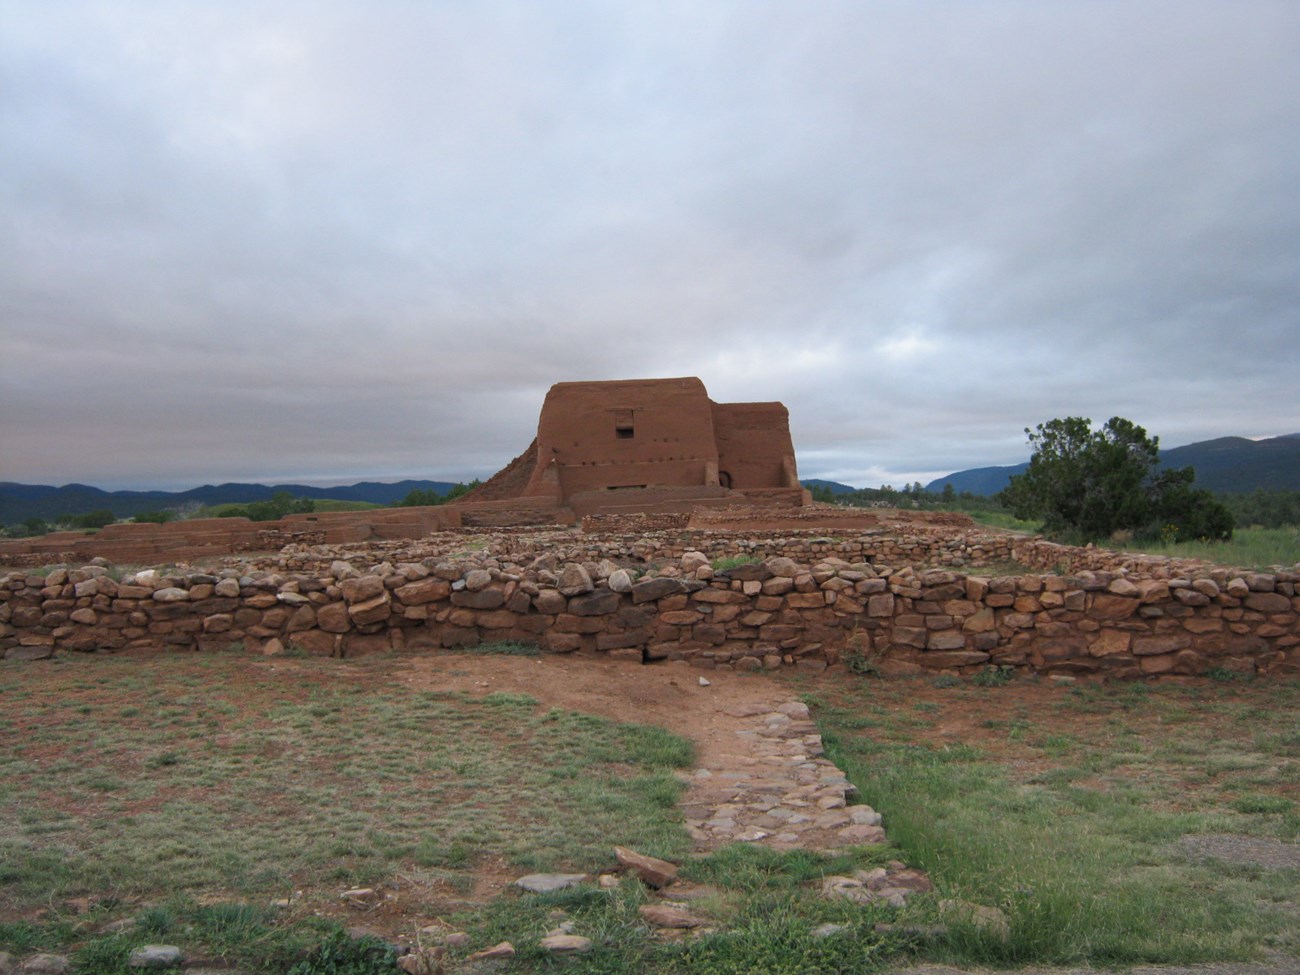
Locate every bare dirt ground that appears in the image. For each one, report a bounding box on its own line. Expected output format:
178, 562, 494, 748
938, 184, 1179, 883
389, 652, 782, 766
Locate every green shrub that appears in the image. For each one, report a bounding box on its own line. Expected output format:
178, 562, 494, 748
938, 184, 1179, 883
1000, 416, 1233, 542
712, 555, 760, 572
68, 510, 117, 530
971, 665, 1015, 687
286, 928, 396, 975
842, 649, 879, 676
398, 481, 481, 507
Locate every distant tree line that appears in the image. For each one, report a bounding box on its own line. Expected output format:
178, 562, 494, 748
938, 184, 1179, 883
217, 492, 316, 522
5, 510, 121, 538
397, 481, 481, 507
1219, 489, 1300, 529
807, 481, 1002, 513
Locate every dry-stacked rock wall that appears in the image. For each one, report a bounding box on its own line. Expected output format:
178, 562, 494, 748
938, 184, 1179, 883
3, 536, 1296, 678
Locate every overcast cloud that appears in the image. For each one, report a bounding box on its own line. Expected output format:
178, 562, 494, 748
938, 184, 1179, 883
2, 1, 1297, 490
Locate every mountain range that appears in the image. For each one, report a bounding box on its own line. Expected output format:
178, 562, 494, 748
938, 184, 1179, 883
924, 433, 1300, 496
0, 480, 458, 526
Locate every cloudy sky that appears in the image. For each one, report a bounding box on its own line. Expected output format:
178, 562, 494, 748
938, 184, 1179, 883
2, 1, 1297, 491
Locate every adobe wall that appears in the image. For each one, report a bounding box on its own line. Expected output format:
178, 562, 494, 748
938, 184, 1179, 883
528, 377, 721, 499
4, 529, 1296, 678
473, 376, 807, 515
711, 402, 798, 490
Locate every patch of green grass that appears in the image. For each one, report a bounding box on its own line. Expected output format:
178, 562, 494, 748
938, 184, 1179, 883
1, 898, 328, 975
1232, 794, 1296, 815
711, 555, 760, 572
286, 928, 395, 975
454, 847, 913, 975
72, 933, 134, 975
1113, 525, 1299, 571
450, 640, 540, 657
684, 844, 864, 892
814, 679, 1300, 968
0, 655, 694, 909
135, 904, 178, 937
966, 510, 1043, 533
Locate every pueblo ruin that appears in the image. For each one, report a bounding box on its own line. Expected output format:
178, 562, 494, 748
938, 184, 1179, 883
0, 377, 815, 566
464, 377, 809, 519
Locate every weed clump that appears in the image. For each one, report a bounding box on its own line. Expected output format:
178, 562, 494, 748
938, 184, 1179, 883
971, 665, 1015, 687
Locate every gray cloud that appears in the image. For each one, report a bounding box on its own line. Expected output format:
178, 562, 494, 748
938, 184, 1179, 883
2, 1, 1297, 490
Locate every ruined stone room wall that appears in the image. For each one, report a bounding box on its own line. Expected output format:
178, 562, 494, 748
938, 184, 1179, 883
4, 539, 1297, 678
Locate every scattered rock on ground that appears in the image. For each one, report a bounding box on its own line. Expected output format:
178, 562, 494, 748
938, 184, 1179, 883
127, 945, 183, 968
810, 923, 849, 938
467, 942, 515, 961
638, 904, 702, 929
938, 899, 1010, 937
614, 846, 679, 888
396, 947, 445, 975
539, 934, 593, 953
513, 873, 588, 894
16, 956, 70, 975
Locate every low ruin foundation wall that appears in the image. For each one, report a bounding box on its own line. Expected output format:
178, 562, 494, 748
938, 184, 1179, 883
0, 506, 465, 568
3, 537, 1297, 678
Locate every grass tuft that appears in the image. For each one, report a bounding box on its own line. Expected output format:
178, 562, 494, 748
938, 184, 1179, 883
451, 640, 540, 657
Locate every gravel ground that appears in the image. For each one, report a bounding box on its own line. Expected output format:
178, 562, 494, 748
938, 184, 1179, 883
1176, 834, 1300, 872
881, 960, 1299, 975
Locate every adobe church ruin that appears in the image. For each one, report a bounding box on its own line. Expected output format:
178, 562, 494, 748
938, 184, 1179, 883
467, 377, 806, 522
463, 377, 810, 520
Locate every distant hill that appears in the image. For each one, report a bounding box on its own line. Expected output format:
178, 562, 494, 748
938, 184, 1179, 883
925, 464, 1030, 497
0, 480, 460, 525
801, 478, 858, 495
926, 433, 1300, 496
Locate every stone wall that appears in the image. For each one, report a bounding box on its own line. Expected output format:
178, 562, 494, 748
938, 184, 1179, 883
532, 525, 1020, 570
4, 542, 1296, 678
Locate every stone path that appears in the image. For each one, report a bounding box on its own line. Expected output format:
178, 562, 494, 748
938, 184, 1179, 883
680, 699, 886, 851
